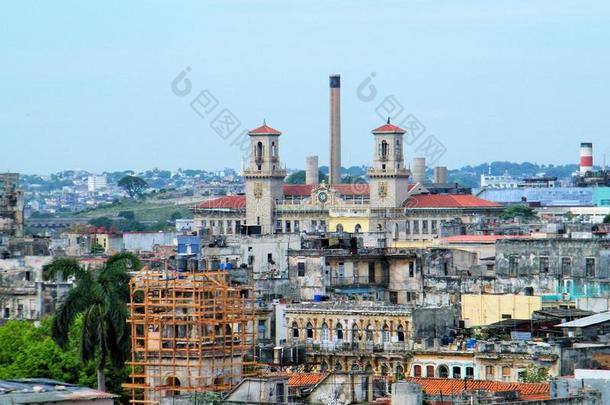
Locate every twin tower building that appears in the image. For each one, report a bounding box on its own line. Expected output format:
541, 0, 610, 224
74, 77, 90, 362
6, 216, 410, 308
242, 75, 412, 235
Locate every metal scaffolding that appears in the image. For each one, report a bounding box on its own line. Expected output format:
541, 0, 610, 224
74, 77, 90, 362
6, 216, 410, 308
124, 268, 257, 404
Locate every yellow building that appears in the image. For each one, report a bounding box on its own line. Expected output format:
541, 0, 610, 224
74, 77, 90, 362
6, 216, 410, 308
461, 294, 541, 326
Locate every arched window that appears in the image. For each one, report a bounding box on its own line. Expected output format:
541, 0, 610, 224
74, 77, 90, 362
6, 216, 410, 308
426, 365, 435, 377
165, 377, 181, 397
413, 364, 421, 377
355, 224, 362, 233
365, 364, 373, 373
292, 322, 299, 339
365, 324, 374, 342
381, 364, 389, 376
393, 223, 399, 239
321, 322, 329, 341
351, 362, 360, 371
320, 361, 328, 372
336, 224, 344, 233
396, 325, 405, 342
352, 324, 359, 343
396, 365, 405, 377
335, 361, 343, 371
382, 324, 390, 343
306, 322, 313, 339
380, 140, 388, 159
336, 323, 343, 340
255, 141, 263, 160
438, 365, 449, 378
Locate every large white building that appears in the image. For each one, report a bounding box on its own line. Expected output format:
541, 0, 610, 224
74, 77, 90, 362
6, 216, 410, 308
87, 174, 107, 192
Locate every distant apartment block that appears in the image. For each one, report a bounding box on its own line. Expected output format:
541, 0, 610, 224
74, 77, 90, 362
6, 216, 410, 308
87, 174, 107, 192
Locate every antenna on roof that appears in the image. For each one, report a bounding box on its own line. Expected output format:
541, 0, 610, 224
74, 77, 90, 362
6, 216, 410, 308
263, 118, 267, 126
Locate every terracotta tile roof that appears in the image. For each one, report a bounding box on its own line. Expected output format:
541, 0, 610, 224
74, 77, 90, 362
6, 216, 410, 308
404, 194, 502, 209
405, 377, 550, 400
283, 184, 315, 196
249, 123, 282, 135
287, 373, 327, 387
441, 235, 530, 243
264, 372, 327, 387
194, 195, 246, 209
372, 123, 406, 134
332, 184, 370, 196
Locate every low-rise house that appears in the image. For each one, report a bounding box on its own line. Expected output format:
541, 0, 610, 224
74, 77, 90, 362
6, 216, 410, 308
0, 379, 117, 404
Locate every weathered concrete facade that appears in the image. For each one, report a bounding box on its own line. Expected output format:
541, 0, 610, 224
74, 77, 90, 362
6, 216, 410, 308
0, 173, 24, 240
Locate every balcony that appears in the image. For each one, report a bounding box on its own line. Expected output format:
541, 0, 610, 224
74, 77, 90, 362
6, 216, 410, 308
476, 341, 557, 360
295, 340, 409, 354
329, 275, 389, 287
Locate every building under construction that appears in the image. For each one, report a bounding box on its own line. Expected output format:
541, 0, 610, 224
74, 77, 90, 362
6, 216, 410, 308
125, 268, 257, 404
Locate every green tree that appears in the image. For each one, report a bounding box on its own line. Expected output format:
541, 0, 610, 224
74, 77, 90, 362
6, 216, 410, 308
603, 213, 610, 224
88, 216, 113, 230
285, 170, 328, 184
118, 175, 148, 198
521, 365, 550, 383
341, 175, 367, 184
500, 204, 538, 221
118, 210, 135, 220
45, 253, 140, 391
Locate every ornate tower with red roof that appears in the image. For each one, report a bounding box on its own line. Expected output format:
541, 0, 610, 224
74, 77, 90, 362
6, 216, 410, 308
243, 122, 286, 234
368, 119, 411, 208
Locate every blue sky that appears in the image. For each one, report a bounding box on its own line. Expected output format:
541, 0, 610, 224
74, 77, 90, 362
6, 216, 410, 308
1, 1, 609, 174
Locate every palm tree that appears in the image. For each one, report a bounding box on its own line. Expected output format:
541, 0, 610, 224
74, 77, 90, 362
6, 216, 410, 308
44, 253, 141, 391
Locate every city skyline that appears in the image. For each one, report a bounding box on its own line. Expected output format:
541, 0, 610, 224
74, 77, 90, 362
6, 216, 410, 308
2, 1, 610, 174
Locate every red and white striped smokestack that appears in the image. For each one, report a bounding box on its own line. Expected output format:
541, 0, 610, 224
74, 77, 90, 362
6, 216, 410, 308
580, 142, 593, 176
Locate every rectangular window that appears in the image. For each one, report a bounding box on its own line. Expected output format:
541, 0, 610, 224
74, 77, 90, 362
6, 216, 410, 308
294, 220, 300, 232
586, 258, 595, 277
422, 220, 429, 234
486, 365, 495, 380
390, 291, 398, 304
267, 253, 273, 264
409, 262, 415, 278
405, 221, 410, 234
502, 366, 511, 382
285, 221, 291, 233
406, 292, 418, 302
297, 262, 305, 277
509, 256, 519, 276
258, 320, 266, 336
368, 262, 375, 283
539, 257, 549, 273
561, 257, 571, 276
431, 220, 438, 233
413, 221, 419, 234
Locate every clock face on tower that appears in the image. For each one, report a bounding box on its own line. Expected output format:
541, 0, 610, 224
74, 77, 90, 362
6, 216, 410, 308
318, 192, 328, 204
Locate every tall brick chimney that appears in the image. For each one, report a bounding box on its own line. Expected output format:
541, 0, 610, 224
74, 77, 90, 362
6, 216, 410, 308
329, 74, 341, 185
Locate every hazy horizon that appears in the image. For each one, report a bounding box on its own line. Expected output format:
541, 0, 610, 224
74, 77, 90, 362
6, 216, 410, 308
3, 1, 609, 173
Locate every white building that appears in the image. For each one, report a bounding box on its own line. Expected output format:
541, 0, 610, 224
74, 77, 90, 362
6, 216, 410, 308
87, 174, 107, 192
480, 172, 519, 189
